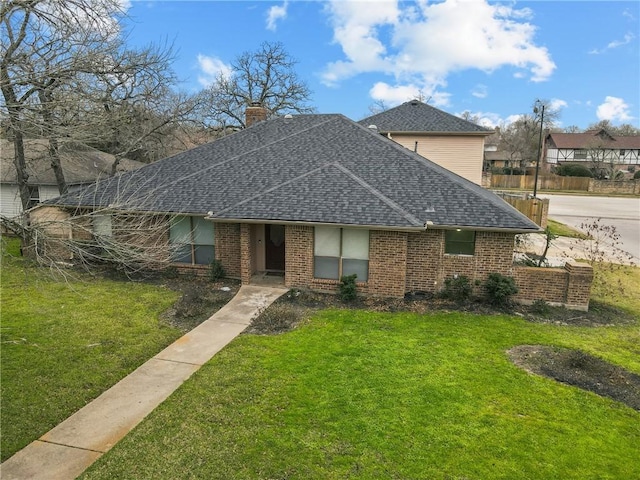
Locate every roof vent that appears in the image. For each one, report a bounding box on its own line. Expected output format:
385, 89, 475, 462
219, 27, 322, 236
284, 114, 293, 122
368, 124, 378, 133
410, 100, 418, 106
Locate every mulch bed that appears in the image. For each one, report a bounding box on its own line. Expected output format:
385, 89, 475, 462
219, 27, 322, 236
508, 345, 640, 411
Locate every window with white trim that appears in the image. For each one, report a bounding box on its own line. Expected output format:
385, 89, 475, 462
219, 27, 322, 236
169, 216, 215, 265
314, 227, 369, 281
445, 230, 476, 255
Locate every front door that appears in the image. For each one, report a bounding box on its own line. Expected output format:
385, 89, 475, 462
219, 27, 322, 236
265, 224, 285, 271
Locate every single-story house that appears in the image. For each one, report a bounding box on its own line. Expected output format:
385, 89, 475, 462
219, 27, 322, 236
359, 100, 494, 185
34, 108, 593, 309
0, 139, 144, 218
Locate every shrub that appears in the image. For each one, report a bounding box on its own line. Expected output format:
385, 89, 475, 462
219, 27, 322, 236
441, 275, 473, 302
634, 170, 640, 179
555, 164, 593, 177
530, 299, 551, 316
502, 167, 525, 175
209, 259, 226, 281
484, 273, 519, 307
339, 274, 358, 302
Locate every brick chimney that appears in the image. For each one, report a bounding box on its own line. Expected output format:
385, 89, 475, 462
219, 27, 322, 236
245, 102, 267, 127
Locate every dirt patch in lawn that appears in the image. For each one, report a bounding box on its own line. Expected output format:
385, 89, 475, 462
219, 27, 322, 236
508, 345, 640, 411
157, 277, 239, 331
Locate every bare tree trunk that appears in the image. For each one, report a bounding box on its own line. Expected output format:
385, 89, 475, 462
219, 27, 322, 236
38, 89, 68, 195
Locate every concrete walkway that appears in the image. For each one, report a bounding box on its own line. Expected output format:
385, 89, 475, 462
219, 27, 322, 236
1, 285, 288, 480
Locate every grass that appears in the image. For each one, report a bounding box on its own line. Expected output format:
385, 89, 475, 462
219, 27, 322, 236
0, 237, 183, 461
546, 218, 587, 239
80, 270, 640, 479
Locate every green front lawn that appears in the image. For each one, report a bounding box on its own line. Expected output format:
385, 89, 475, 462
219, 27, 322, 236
0, 239, 182, 461
80, 280, 640, 478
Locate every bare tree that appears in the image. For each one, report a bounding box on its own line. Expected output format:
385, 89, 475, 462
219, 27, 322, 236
497, 99, 561, 172
1, 0, 199, 209
0, 170, 182, 277
587, 120, 640, 136
584, 134, 622, 179
199, 42, 314, 129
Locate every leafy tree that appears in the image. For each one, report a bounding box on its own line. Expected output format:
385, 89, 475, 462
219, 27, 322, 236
199, 41, 314, 129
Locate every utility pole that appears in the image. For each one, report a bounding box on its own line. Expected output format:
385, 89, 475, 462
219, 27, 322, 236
533, 100, 545, 198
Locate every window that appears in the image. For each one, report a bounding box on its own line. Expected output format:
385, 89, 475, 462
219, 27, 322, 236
169, 216, 214, 265
93, 214, 113, 238
573, 149, 587, 160
27, 186, 40, 209
445, 230, 476, 255
314, 227, 369, 281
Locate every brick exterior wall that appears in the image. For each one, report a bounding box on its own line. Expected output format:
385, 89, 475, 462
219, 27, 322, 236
239, 223, 252, 284
30, 211, 593, 310
513, 260, 593, 311
406, 230, 515, 294
215, 222, 241, 277
367, 230, 407, 297
285, 225, 314, 288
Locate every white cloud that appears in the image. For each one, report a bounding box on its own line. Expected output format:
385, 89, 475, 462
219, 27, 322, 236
596, 96, 634, 123
471, 84, 488, 99
589, 32, 635, 54
266, 1, 288, 31
456, 110, 502, 128
369, 82, 451, 107
549, 98, 568, 111
196, 54, 232, 87
322, 0, 556, 106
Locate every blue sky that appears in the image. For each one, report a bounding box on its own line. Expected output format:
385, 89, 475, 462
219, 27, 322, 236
122, 1, 639, 129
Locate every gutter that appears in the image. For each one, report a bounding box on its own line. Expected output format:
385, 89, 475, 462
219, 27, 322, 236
205, 216, 541, 234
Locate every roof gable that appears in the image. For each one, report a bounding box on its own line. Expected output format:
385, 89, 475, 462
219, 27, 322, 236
50, 114, 538, 232
358, 100, 492, 135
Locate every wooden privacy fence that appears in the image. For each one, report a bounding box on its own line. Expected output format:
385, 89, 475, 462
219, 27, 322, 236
494, 192, 549, 228
490, 174, 639, 194
490, 174, 590, 191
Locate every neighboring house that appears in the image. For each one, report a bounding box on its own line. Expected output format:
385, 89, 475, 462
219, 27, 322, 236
544, 130, 640, 171
0, 139, 144, 218
359, 100, 494, 185
34, 109, 593, 309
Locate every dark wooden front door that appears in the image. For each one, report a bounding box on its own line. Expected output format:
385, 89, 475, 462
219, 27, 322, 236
265, 224, 285, 271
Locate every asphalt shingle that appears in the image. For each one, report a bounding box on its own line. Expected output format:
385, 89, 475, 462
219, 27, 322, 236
49, 113, 538, 232
358, 100, 493, 134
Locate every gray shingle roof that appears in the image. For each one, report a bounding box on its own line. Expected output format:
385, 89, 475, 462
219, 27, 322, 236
49, 114, 538, 232
359, 100, 493, 134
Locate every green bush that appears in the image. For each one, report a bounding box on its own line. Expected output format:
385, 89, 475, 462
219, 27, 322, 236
209, 259, 226, 281
634, 170, 640, 179
555, 164, 593, 178
441, 275, 473, 302
502, 167, 525, 175
530, 299, 551, 316
339, 274, 358, 302
484, 273, 519, 307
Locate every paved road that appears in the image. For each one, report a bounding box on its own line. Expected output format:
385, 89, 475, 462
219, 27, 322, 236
539, 194, 640, 262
